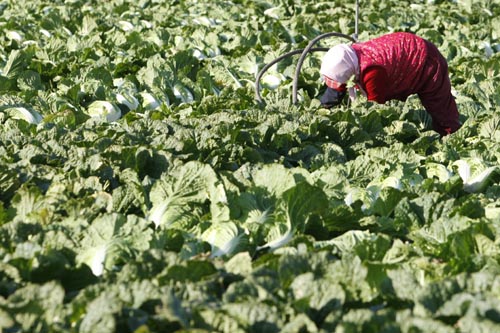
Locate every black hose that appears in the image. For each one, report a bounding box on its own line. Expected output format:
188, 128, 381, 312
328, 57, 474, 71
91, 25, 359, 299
292, 32, 356, 104
254, 47, 328, 103
254, 32, 357, 104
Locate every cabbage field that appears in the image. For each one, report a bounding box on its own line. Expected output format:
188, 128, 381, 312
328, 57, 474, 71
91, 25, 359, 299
1, 0, 500, 332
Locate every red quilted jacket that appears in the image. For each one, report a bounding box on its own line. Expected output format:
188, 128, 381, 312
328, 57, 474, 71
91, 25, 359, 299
351, 32, 460, 135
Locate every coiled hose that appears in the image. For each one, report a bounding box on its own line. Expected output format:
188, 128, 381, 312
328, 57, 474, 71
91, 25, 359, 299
255, 32, 357, 104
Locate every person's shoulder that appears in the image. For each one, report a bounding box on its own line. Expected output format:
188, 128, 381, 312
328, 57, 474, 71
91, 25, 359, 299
372, 32, 426, 49
363, 65, 387, 78
385, 31, 424, 42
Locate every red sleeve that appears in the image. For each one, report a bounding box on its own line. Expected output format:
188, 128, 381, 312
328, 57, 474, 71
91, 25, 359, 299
362, 67, 389, 104
336, 83, 347, 92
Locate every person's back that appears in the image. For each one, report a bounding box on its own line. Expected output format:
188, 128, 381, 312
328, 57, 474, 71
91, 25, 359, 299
352, 32, 429, 102
320, 32, 461, 136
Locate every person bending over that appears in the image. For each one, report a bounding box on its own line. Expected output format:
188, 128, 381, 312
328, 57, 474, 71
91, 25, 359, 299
320, 32, 461, 136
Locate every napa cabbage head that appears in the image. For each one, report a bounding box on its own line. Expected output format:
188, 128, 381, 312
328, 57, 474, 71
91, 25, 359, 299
201, 221, 248, 258
140, 91, 170, 110
4, 106, 43, 124
345, 175, 403, 212
76, 214, 152, 276
452, 158, 499, 193
115, 91, 139, 111
425, 162, 453, 183
86, 101, 121, 122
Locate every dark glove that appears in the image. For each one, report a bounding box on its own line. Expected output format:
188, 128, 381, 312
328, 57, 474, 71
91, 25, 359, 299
320, 87, 346, 109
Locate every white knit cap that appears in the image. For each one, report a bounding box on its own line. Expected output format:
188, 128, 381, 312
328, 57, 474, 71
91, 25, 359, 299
320, 44, 359, 84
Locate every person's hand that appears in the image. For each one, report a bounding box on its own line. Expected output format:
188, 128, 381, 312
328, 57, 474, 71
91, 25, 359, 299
320, 87, 347, 108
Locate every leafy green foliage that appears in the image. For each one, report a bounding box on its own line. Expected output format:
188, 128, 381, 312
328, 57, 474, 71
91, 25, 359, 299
1, 0, 500, 332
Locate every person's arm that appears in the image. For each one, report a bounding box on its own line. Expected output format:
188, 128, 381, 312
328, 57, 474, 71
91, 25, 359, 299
320, 87, 347, 108
362, 67, 389, 104
320, 77, 347, 108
